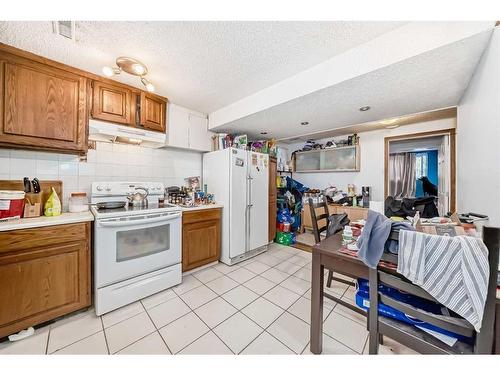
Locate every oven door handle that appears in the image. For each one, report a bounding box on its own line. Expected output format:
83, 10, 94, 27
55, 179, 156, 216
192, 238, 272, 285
98, 213, 181, 227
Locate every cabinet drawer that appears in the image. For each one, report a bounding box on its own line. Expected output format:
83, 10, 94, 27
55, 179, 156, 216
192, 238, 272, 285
182, 208, 222, 225
0, 222, 89, 254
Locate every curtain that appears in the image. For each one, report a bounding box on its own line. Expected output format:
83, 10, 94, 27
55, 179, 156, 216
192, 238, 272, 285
389, 153, 416, 199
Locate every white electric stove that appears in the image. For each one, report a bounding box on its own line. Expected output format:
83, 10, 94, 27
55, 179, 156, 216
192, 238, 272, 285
90, 182, 182, 315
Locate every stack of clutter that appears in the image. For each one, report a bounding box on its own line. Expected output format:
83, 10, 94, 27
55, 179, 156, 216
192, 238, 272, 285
275, 208, 296, 245
274, 176, 308, 244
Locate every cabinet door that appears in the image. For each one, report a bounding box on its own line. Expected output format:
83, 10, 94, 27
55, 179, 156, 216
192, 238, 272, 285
188, 114, 213, 152
294, 152, 320, 171
140, 92, 166, 132
182, 219, 221, 271
167, 104, 190, 148
322, 146, 358, 171
0, 58, 87, 153
91, 80, 134, 125
0, 241, 90, 338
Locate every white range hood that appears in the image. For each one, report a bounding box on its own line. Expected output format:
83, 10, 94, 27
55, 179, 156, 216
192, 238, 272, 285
89, 119, 166, 148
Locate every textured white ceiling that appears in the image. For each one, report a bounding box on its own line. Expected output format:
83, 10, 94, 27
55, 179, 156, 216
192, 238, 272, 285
0, 21, 404, 113
216, 30, 492, 140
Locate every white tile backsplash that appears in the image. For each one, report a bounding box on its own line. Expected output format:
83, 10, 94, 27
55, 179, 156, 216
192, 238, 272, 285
0, 142, 203, 209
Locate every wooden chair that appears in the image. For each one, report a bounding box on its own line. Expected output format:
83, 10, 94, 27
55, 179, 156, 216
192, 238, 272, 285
368, 226, 500, 354
308, 197, 355, 289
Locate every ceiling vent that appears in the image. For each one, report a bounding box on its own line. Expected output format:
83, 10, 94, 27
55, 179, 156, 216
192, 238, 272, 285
52, 21, 76, 40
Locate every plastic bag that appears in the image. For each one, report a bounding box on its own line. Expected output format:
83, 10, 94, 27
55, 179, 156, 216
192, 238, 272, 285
44, 187, 62, 217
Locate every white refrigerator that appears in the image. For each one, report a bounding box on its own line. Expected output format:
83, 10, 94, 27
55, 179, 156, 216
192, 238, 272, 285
203, 148, 269, 265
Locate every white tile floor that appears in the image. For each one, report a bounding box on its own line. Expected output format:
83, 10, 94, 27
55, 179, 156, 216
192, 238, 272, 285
0, 243, 417, 355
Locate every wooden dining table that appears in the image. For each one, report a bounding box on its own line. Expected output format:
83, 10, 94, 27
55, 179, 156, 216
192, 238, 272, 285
309, 232, 500, 354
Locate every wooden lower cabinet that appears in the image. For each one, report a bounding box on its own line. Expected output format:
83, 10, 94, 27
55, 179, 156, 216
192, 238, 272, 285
182, 208, 221, 272
0, 222, 91, 338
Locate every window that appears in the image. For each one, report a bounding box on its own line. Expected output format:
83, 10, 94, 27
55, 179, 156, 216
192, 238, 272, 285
415, 152, 428, 179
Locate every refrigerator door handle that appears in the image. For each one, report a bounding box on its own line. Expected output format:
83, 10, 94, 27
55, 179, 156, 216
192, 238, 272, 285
246, 174, 253, 251
248, 175, 253, 207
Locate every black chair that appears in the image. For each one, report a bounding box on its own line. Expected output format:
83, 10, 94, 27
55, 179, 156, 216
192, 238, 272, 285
367, 226, 500, 354
308, 197, 355, 289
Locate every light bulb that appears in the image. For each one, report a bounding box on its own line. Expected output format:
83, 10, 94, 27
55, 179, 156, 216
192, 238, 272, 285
102, 66, 115, 77
132, 64, 146, 75
145, 82, 155, 92
141, 77, 155, 92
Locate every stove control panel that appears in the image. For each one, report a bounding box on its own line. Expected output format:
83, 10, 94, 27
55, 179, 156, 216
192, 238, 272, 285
91, 182, 166, 196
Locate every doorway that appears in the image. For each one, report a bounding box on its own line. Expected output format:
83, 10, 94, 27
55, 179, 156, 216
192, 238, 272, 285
384, 129, 456, 215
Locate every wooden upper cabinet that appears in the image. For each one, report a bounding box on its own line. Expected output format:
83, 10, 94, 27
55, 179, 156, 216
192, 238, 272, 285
0, 55, 88, 153
139, 92, 166, 132
91, 80, 135, 125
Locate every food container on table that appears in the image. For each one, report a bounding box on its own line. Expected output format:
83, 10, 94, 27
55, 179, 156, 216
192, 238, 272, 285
68, 192, 89, 213
0, 190, 26, 220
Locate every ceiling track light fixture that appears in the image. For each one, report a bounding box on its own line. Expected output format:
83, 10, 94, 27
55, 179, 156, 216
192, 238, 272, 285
300, 121, 309, 126
359, 106, 371, 112
102, 56, 156, 92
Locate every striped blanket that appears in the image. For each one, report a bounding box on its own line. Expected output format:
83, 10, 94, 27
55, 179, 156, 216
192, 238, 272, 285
397, 230, 489, 332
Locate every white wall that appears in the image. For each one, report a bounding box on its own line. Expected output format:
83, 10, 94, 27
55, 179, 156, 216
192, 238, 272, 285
0, 143, 202, 210
283, 117, 456, 202
457, 28, 500, 227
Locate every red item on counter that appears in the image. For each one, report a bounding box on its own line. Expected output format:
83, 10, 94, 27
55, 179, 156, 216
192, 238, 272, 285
0, 190, 25, 220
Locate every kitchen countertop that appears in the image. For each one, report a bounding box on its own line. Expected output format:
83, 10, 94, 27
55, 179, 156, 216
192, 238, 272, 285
0, 211, 94, 232
181, 204, 223, 212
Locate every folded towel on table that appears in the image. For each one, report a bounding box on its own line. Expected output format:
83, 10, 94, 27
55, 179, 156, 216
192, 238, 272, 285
397, 230, 489, 332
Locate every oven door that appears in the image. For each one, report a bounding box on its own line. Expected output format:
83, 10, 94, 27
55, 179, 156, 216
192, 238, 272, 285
94, 211, 181, 287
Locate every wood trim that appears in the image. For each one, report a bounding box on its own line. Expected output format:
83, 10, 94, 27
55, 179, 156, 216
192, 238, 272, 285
0, 42, 168, 101
384, 128, 456, 213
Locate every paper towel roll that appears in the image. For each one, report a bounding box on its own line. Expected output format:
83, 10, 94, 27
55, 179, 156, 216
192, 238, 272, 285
369, 200, 384, 214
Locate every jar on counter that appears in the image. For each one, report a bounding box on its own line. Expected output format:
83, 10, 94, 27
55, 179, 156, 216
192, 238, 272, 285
68, 192, 89, 213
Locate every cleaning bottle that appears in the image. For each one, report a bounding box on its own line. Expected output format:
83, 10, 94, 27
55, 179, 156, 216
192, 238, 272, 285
44, 187, 62, 216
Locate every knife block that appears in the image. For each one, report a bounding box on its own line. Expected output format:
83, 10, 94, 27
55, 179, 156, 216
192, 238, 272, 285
24, 193, 42, 217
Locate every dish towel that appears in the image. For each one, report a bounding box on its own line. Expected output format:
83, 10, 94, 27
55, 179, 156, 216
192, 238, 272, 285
397, 230, 489, 332
357, 209, 414, 268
